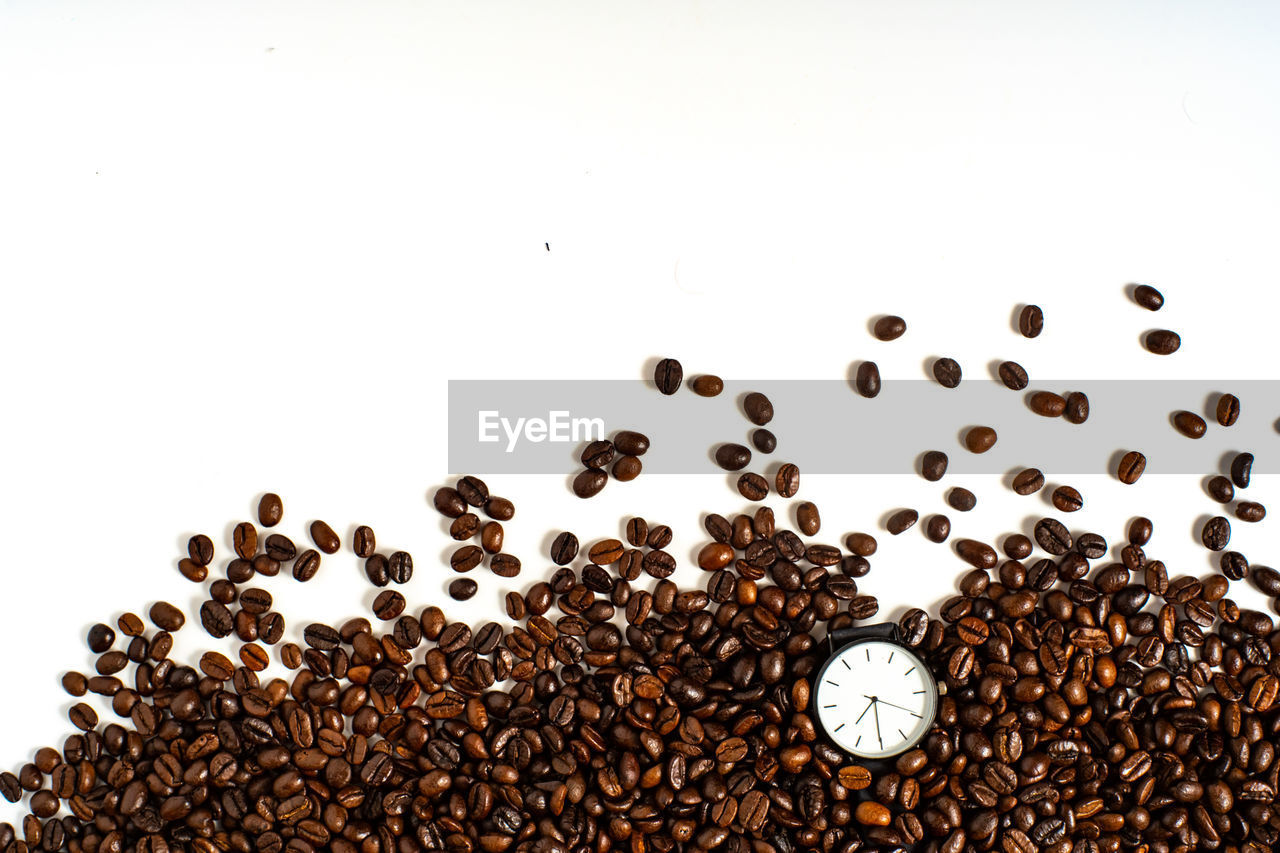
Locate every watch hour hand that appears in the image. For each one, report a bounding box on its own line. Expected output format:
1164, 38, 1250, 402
853, 697, 875, 725
872, 700, 883, 749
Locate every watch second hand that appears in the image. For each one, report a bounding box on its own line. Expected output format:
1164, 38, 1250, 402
864, 695, 922, 717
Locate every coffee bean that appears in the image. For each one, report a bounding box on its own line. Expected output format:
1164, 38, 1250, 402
854, 361, 881, 398
998, 360, 1029, 390
361, 553, 389, 587
735, 472, 766, 501
964, 426, 997, 453
491, 553, 522, 578
948, 487, 977, 512
68, 703, 97, 731
691, 374, 723, 396
873, 315, 907, 341
613, 430, 650, 456
932, 357, 961, 388
264, 533, 296, 561
187, 534, 215, 566
1051, 485, 1083, 513
1028, 391, 1066, 417
654, 358, 683, 394
887, 509, 919, 535
1011, 468, 1044, 495
1064, 391, 1089, 424
1217, 393, 1241, 426
178, 557, 207, 583
1173, 410, 1207, 438
484, 496, 515, 520
1034, 518, 1072, 555
432, 487, 467, 518
352, 524, 376, 557
1133, 283, 1164, 310
1231, 452, 1254, 488
1117, 450, 1146, 484
307, 520, 340, 554
1144, 329, 1181, 354
714, 443, 752, 471
1128, 516, 1153, 546
955, 539, 997, 569
117, 612, 144, 636
741, 392, 774, 426
844, 533, 877, 557
257, 492, 283, 527
1237, 501, 1266, 523
1202, 516, 1231, 551
1018, 304, 1043, 338
613, 455, 642, 481
925, 514, 951, 543
449, 513, 480, 540
451, 545, 483, 573
372, 590, 406, 620
480, 521, 504, 554
227, 521, 256, 559
1003, 534, 1033, 559
448, 579, 478, 601
148, 602, 185, 632
796, 502, 821, 536
921, 450, 948, 482
1206, 475, 1234, 503
292, 549, 321, 582
774, 462, 800, 498
385, 550, 412, 583
200, 601, 234, 639
87, 624, 115, 653
749, 428, 777, 455
848, 595, 879, 619
572, 468, 608, 498
580, 439, 615, 469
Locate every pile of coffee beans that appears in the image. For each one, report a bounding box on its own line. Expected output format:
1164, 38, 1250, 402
1, 287, 1274, 853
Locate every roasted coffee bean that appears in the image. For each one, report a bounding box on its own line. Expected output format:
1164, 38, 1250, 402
292, 549, 321, 582
1012, 468, 1044, 495
572, 468, 608, 498
148, 601, 185, 632
309, 520, 340, 554
451, 545, 483, 573
449, 512, 480, 540
484, 495, 515, 520
613, 430, 650, 456
1237, 501, 1266, 523
455, 475, 490, 507
432, 487, 467, 518
117, 611, 144, 636
1173, 410, 1207, 438
1003, 533, 1033, 559
264, 533, 296, 561
1202, 516, 1231, 551
955, 539, 997, 569
1217, 393, 1241, 426
200, 601, 234, 639
372, 590, 406, 620
998, 360, 1029, 390
873, 315, 907, 340
948, 487, 977, 512
1221, 550, 1248, 580
491, 553, 522, 577
646, 524, 672, 548
1145, 329, 1181, 354
751, 428, 777, 454
613, 455, 642, 481
1064, 391, 1089, 424
1133, 283, 1164, 310
364, 553, 390, 587
933, 357, 961, 388
178, 557, 207, 583
1029, 391, 1066, 417
1034, 518, 1072, 555
480, 521, 504, 553
550, 531, 579, 565
775, 463, 800, 498
257, 492, 283, 527
796, 502, 821, 536
87, 623, 116, 654
921, 450, 948, 482
1051, 485, 1083, 513
1117, 450, 1147, 484
742, 392, 774, 425
581, 439, 615, 469
964, 426, 997, 453
1018, 304, 1043, 337
845, 533, 877, 556
714, 443, 752, 471
228, 521, 256, 559
691, 374, 724, 396
854, 361, 881, 398
1128, 516, 1153, 546
448, 579, 478, 601
1231, 452, 1254, 488
352, 524, 376, 557
887, 509, 919, 535
384, 550, 412, 583
654, 358, 683, 394
1207, 475, 1235, 503
925, 514, 951, 543
187, 533, 215, 566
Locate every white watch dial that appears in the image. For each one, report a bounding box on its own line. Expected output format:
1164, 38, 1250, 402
813, 638, 938, 759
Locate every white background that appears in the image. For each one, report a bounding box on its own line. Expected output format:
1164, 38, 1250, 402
1, 1, 1278, 798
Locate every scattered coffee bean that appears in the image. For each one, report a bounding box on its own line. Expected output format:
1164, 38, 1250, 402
963, 426, 997, 453
1051, 485, 1083, 513
257, 492, 283, 527
448, 578, 478, 601
1173, 410, 1207, 438
1116, 450, 1146, 484
954, 538, 996, 569
714, 443, 752, 471
1237, 501, 1266, 523
308, 520, 340, 554
1217, 393, 1240, 426
1063, 391, 1089, 424
86, 624, 115, 654
1012, 467, 1045, 495
614, 430, 650, 456
947, 487, 977, 511
855, 361, 881, 398
924, 514, 951, 543
1028, 391, 1066, 417
484, 496, 515, 520
887, 509, 919, 535
1034, 517, 1073, 555
775, 462, 800, 498
572, 468, 608, 498
352, 524, 376, 557
187, 534, 214, 566
845, 532, 877, 556
751, 428, 777, 454
148, 602, 185, 632
1132, 283, 1164, 310
691, 374, 724, 396
581, 439, 615, 469
1231, 452, 1254, 489
491, 553, 522, 578
372, 590, 406, 620
743, 392, 774, 425
921, 450, 948, 482
1145, 328, 1181, 354
613, 455, 642, 481
432, 487, 467, 518
932, 357, 961, 388
292, 548, 321, 582
1202, 516, 1231, 551
1018, 304, 1043, 337
796, 502, 821, 536
998, 360, 1029, 390
1003, 533, 1033, 559
654, 357, 683, 394
873, 315, 906, 340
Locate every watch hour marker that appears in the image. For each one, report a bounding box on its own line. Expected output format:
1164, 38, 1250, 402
842, 659, 851, 670
865, 649, 870, 661
913, 690, 925, 695
905, 666, 915, 676
826, 680, 840, 687
898, 729, 907, 740
888, 652, 894, 663
855, 735, 861, 746
822, 704, 836, 709
835, 723, 846, 732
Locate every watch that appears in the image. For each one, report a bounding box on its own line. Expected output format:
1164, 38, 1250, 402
812, 623, 938, 760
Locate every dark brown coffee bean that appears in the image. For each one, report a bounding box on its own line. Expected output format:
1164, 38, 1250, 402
572, 468, 608, 498
200, 601, 234, 639
1202, 516, 1231, 551
384, 550, 411, 583
87, 623, 115, 653
292, 549, 321, 582
257, 492, 283, 527
845, 533, 877, 556
453, 475, 489, 507
646, 524, 672, 549
1029, 391, 1066, 417
873, 315, 906, 341
227, 521, 256, 559
955, 538, 996, 569
796, 502, 821, 537
352, 524, 376, 557
848, 595, 880, 620
1018, 304, 1043, 337
187, 534, 215, 566
451, 545, 483, 573
735, 472, 768, 500
148, 602, 185, 632
1231, 452, 1254, 488
1117, 450, 1146, 484
855, 361, 881, 398
714, 443, 752, 471
549, 531, 579, 565
264, 533, 296, 561
306, 520, 339, 554
1051, 485, 1083, 513
68, 702, 98, 731
1173, 410, 1207, 438
1003, 533, 1033, 559
921, 450, 948, 482
373, 590, 406, 620
1207, 475, 1234, 503
1145, 329, 1181, 354
479, 521, 504, 553
484, 495, 515, 520
775, 462, 800, 498
210, 578, 237, 604
750, 428, 777, 454
1012, 468, 1044, 495
612, 430, 650, 457
1133, 283, 1164, 310
690, 374, 723, 397
1237, 501, 1266, 523
432, 487, 467, 518
741, 391, 774, 426
1128, 516, 1153, 546
924, 514, 951, 543
580, 439, 615, 469
948, 487, 977, 512
491, 553, 522, 578
117, 612, 144, 636
61, 671, 87, 696
932, 357, 961, 388
964, 426, 997, 453
178, 557, 207, 583
448, 579, 478, 601
613, 455, 642, 481
449, 513, 480, 540
1217, 393, 1241, 426
364, 553, 390, 587
1034, 518, 1072, 555
887, 509, 919, 535
258, 612, 285, 644
1063, 391, 1089, 424
654, 358, 683, 395
998, 360, 1029, 390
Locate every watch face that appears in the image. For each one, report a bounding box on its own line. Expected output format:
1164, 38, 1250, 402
813, 638, 938, 759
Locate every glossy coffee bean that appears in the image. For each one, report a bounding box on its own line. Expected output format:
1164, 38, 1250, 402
921, 451, 948, 482
714, 443, 752, 471
572, 469, 608, 498
873, 315, 906, 341
691, 374, 724, 397
654, 358, 683, 395
1173, 410, 1206, 438
1018, 304, 1043, 338
948, 487, 977, 512
932, 357, 961, 388
743, 392, 774, 426
998, 360, 1029, 390
1132, 283, 1163, 310
1216, 393, 1240, 426
887, 509, 919, 535
1117, 450, 1146, 484
257, 492, 283, 527
855, 361, 881, 398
